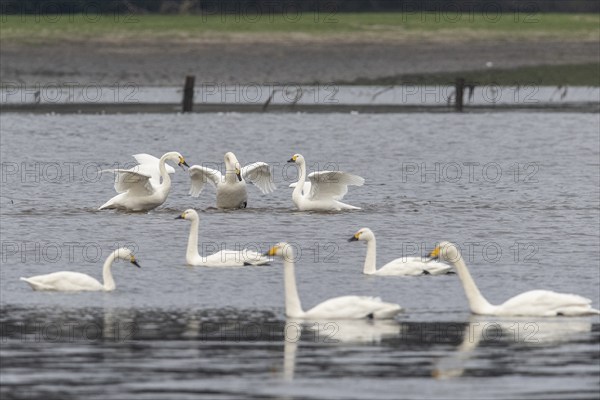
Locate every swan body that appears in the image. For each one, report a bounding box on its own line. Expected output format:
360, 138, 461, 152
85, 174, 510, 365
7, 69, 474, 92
99, 152, 189, 211
429, 241, 600, 316
20, 248, 140, 292
176, 209, 269, 267
287, 154, 364, 211
266, 242, 402, 319
350, 228, 452, 276
189, 152, 275, 209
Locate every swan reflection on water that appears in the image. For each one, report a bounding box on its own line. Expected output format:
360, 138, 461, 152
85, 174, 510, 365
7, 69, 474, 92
432, 316, 593, 379
282, 319, 404, 381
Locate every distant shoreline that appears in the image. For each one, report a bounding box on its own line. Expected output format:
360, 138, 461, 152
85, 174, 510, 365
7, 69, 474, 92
1, 13, 598, 87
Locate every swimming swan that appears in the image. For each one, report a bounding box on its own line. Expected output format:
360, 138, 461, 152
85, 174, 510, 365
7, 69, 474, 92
265, 242, 402, 319
20, 248, 140, 292
428, 241, 600, 316
349, 228, 452, 276
189, 152, 275, 209
287, 154, 365, 211
99, 152, 189, 211
176, 209, 269, 266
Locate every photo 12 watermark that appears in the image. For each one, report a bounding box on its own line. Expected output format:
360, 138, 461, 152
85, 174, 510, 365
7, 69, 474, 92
1, 241, 139, 264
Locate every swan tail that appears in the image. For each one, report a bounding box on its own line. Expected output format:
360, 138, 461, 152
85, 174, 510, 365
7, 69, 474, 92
20, 277, 40, 290
373, 303, 403, 319
98, 200, 115, 210
336, 201, 361, 210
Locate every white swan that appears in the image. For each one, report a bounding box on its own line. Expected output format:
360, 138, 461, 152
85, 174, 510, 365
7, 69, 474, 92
428, 241, 600, 316
20, 248, 140, 292
265, 242, 402, 319
349, 228, 452, 276
99, 152, 189, 211
189, 152, 275, 209
176, 209, 269, 267
287, 154, 364, 211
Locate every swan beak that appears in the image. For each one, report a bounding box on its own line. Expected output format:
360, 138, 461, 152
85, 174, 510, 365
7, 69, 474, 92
236, 169, 242, 181
426, 246, 440, 261
348, 234, 359, 242
287, 158, 294, 163
175, 213, 185, 219
178, 158, 190, 170
130, 258, 141, 268
262, 246, 278, 257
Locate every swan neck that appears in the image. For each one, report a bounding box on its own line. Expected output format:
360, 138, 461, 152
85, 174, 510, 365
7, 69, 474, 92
363, 238, 377, 274
102, 251, 117, 291
292, 160, 306, 199
224, 158, 237, 184
186, 216, 201, 264
158, 155, 172, 188
283, 257, 304, 318
452, 256, 493, 314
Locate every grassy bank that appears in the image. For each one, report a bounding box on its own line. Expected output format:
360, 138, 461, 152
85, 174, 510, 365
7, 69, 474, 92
341, 63, 600, 86
1, 12, 599, 43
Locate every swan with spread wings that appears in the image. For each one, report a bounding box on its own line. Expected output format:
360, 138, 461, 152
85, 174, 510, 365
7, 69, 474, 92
99, 152, 189, 212
287, 153, 364, 211
188, 152, 275, 209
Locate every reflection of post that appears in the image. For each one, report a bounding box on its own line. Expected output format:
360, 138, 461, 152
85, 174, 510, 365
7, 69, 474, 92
455, 78, 465, 112
182, 75, 195, 113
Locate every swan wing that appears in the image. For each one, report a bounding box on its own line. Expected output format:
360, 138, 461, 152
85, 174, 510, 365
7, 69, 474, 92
20, 272, 103, 291
305, 295, 402, 319
289, 181, 311, 192
377, 258, 430, 276
421, 260, 453, 275
189, 166, 222, 197
200, 249, 269, 267
241, 250, 270, 265
498, 290, 597, 316
307, 171, 365, 201
132, 153, 175, 183
102, 169, 154, 195
241, 162, 275, 194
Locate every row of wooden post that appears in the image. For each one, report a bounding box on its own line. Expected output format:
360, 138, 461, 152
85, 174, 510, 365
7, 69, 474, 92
181, 75, 471, 113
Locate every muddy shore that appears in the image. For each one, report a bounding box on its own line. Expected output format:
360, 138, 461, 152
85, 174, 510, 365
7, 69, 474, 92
2, 36, 598, 86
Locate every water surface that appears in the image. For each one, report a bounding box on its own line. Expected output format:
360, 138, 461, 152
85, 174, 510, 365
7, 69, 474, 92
1, 112, 599, 399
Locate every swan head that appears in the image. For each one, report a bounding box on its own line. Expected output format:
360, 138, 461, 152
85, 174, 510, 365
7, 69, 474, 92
115, 247, 141, 268
175, 209, 199, 221
224, 152, 242, 181
164, 151, 189, 170
287, 154, 304, 165
263, 242, 295, 262
427, 241, 461, 264
348, 228, 374, 242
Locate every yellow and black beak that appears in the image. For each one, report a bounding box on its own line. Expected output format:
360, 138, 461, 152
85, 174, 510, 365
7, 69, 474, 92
130, 257, 141, 268
175, 213, 185, 220
426, 246, 440, 262
235, 168, 242, 182
348, 232, 360, 242
262, 245, 278, 257
287, 158, 294, 163
178, 157, 190, 169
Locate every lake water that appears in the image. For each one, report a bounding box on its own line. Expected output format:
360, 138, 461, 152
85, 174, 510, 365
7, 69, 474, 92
1, 112, 599, 399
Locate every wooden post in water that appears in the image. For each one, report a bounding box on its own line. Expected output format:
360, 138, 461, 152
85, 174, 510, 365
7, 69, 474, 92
455, 78, 465, 112
182, 75, 195, 113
